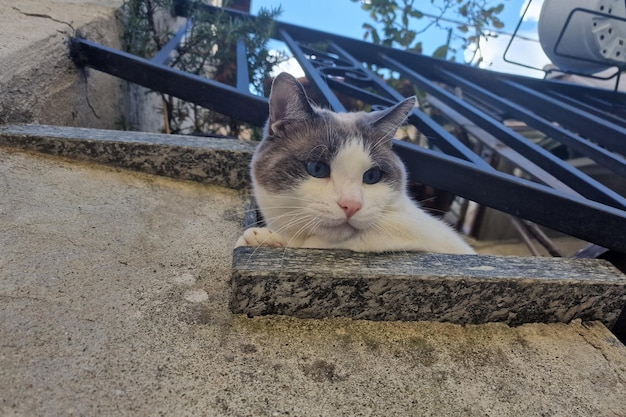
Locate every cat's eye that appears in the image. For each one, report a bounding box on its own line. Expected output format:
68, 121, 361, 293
306, 161, 331, 178
363, 167, 383, 184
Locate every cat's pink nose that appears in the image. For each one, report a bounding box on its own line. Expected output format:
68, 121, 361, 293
338, 200, 361, 218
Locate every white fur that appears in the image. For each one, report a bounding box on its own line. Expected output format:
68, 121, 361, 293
244, 140, 475, 255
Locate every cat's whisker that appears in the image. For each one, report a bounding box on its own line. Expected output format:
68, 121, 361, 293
244, 211, 318, 264
243, 233, 281, 266
370, 113, 407, 152
380, 207, 456, 229
421, 207, 449, 216
283, 216, 320, 250
370, 218, 405, 242
268, 212, 316, 240
257, 200, 318, 208
368, 220, 416, 275
260, 194, 322, 205
415, 196, 438, 204
265, 208, 310, 225
241, 214, 314, 267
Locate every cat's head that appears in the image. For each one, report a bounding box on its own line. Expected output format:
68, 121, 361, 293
252, 72, 416, 244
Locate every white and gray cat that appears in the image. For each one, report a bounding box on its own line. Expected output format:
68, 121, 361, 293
236, 72, 474, 254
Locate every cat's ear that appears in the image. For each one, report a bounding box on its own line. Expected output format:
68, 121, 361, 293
268, 72, 314, 135
368, 96, 416, 139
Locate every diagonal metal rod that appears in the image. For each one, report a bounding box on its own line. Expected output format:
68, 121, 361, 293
547, 91, 626, 129
327, 41, 491, 169
151, 20, 192, 65
499, 80, 626, 156
439, 69, 626, 178
278, 29, 346, 112
381, 54, 626, 209
392, 140, 626, 253
235, 38, 250, 93
70, 37, 269, 126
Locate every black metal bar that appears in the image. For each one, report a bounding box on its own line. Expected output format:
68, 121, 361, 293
381, 54, 626, 209
278, 29, 346, 112
392, 140, 626, 253
509, 76, 626, 111
151, 20, 192, 65
293, 41, 484, 164
574, 94, 626, 118
324, 77, 396, 107
411, 50, 626, 110
235, 38, 250, 92
208, 5, 626, 111
439, 69, 626, 178
425, 95, 579, 195
499, 80, 626, 156
212, 6, 626, 115
70, 37, 269, 126
405, 110, 491, 168
510, 217, 542, 256
327, 42, 491, 169
523, 220, 563, 257
547, 91, 626, 129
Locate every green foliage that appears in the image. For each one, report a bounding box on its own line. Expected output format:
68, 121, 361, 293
123, 0, 173, 56
352, 0, 508, 65
121, 0, 283, 137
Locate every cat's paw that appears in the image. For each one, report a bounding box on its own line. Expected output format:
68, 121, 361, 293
235, 227, 285, 248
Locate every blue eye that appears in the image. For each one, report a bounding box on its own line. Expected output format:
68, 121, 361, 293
306, 161, 330, 178
363, 167, 383, 184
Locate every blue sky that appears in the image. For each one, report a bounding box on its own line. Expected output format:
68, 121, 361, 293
250, 0, 550, 77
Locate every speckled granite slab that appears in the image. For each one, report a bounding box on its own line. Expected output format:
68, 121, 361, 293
0, 124, 254, 189
232, 246, 626, 326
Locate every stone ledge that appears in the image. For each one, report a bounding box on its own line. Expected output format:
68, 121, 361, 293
5, 124, 626, 328
231, 246, 626, 327
0, 124, 254, 189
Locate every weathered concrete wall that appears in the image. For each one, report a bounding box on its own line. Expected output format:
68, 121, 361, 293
0, 0, 126, 129
1, 146, 626, 416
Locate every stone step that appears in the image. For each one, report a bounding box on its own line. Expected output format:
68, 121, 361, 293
232, 246, 626, 327
0, 123, 254, 189
3, 124, 625, 328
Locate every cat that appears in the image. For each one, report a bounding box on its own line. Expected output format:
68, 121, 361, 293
235, 72, 475, 254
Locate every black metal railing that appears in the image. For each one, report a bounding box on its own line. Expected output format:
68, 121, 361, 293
69, 4, 626, 254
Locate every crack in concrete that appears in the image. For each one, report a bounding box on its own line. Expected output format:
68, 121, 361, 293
577, 324, 626, 385
11, 6, 75, 31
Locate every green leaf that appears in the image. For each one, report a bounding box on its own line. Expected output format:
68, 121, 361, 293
410, 41, 423, 54
459, 3, 468, 17
403, 30, 416, 46
372, 28, 381, 44
432, 45, 449, 59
